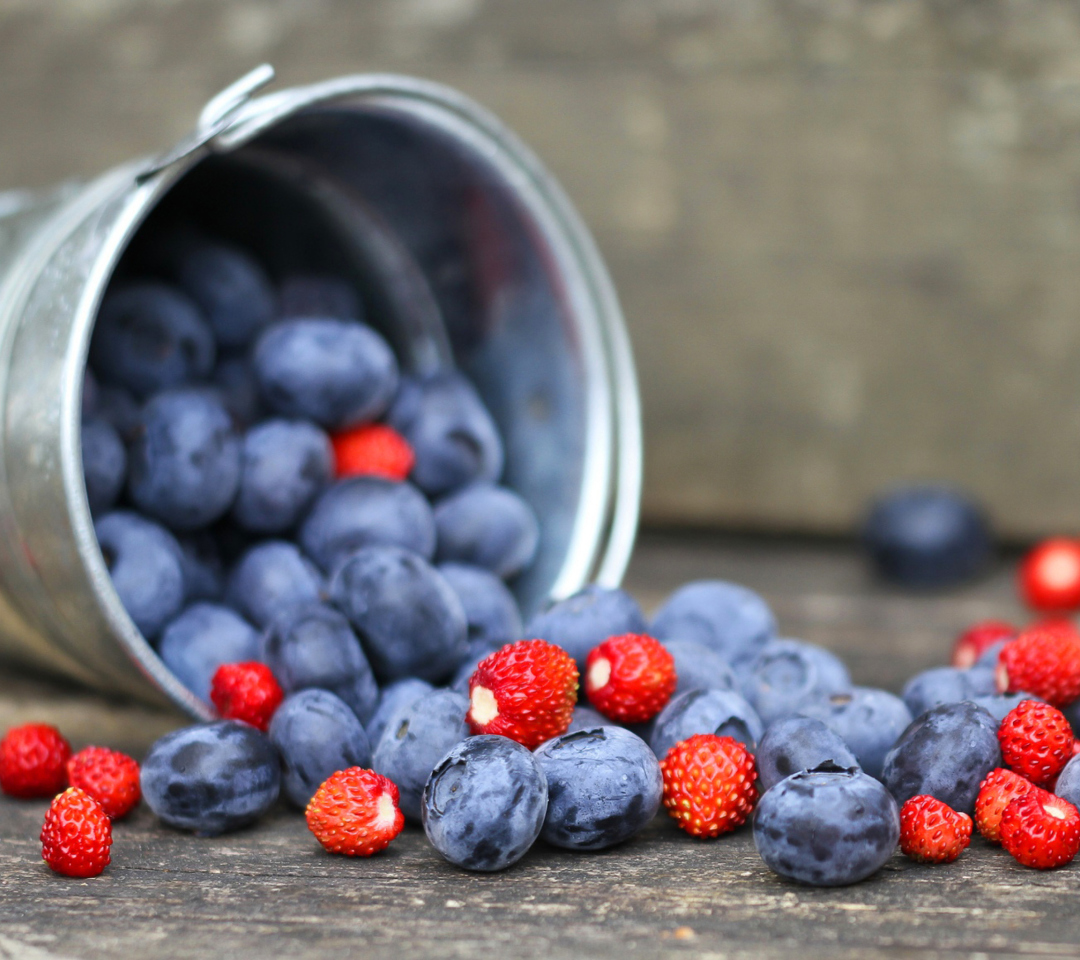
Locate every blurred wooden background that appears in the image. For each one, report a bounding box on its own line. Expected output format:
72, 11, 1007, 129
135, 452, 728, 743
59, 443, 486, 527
3, 0, 1080, 540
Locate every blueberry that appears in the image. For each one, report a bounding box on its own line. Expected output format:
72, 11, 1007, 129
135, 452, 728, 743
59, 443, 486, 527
366, 678, 434, 748
232, 419, 333, 534
566, 705, 609, 733
212, 354, 264, 428
901, 666, 983, 717
372, 689, 470, 822
741, 639, 852, 726
81, 417, 126, 516
650, 580, 776, 668
81, 367, 98, 418
268, 689, 372, 808
176, 532, 225, 602
176, 242, 276, 349
965, 664, 998, 697
973, 691, 1043, 723
389, 372, 503, 496
93, 384, 142, 441
279, 275, 360, 320
650, 688, 764, 760
300, 477, 436, 572
524, 585, 647, 673
433, 484, 539, 580
1062, 697, 1080, 738
254, 318, 398, 429
128, 389, 241, 531
797, 688, 913, 780
881, 701, 1001, 814
225, 541, 325, 629
753, 764, 900, 886
863, 486, 991, 588
422, 735, 548, 872
157, 603, 262, 702
263, 602, 379, 725
976, 639, 1008, 669
140, 721, 280, 835
534, 726, 662, 851
439, 563, 523, 648
663, 640, 737, 696
95, 511, 185, 639
91, 283, 215, 398
449, 640, 501, 695
756, 717, 860, 793
329, 546, 468, 684
1053, 753, 1080, 809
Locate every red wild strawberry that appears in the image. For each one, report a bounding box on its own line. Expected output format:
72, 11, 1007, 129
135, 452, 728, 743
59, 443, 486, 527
996, 623, 1080, 707
40, 787, 112, 878
1000, 790, 1080, 869
898, 795, 972, 863
585, 633, 676, 724
66, 747, 140, 820
0, 723, 71, 799
998, 700, 1075, 785
1020, 538, 1080, 613
660, 734, 757, 839
331, 424, 415, 482
467, 639, 578, 749
305, 767, 405, 857
951, 620, 1015, 669
974, 767, 1037, 843
210, 662, 284, 732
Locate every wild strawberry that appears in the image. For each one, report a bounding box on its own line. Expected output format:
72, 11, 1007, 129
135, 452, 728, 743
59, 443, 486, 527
210, 662, 284, 732
585, 633, 676, 724
951, 620, 1015, 669
0, 723, 71, 799
66, 747, 140, 820
305, 767, 404, 857
998, 700, 1074, 785
975, 767, 1037, 843
898, 795, 972, 863
1020, 538, 1080, 613
467, 639, 578, 749
331, 424, 415, 482
660, 734, 757, 839
1000, 790, 1080, 869
996, 623, 1080, 707
40, 787, 112, 878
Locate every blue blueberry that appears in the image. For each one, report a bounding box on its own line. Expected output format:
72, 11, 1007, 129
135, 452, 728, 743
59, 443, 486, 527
881, 701, 1001, 814
650, 580, 776, 668
263, 602, 379, 725
449, 640, 501, 695
663, 640, 737, 696
753, 764, 900, 886
972, 691, 1043, 723
299, 477, 436, 572
279, 275, 360, 320
901, 666, 984, 717
91, 283, 215, 398
439, 563, 523, 648
176, 242, 276, 349
372, 689, 470, 822
741, 639, 852, 726
268, 689, 372, 808
93, 384, 142, 441
650, 688, 764, 760
140, 721, 280, 835
976, 639, 1009, 669
566, 705, 610, 733
95, 511, 185, 639
389, 372, 504, 496
225, 541, 325, 629
81, 417, 126, 516
434, 484, 539, 580
965, 664, 998, 697
366, 678, 434, 748
863, 486, 991, 588
329, 546, 468, 684
157, 603, 262, 702
128, 389, 241, 531
534, 726, 662, 851
254, 318, 398, 429
232, 419, 333, 534
176, 532, 225, 602
1062, 697, 1080, 738
524, 585, 647, 672
422, 735, 548, 872
797, 688, 913, 780
212, 354, 265, 428
756, 717, 860, 793
1053, 753, 1080, 809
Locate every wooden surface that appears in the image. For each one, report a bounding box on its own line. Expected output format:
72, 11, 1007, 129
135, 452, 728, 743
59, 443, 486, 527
0, 532, 1068, 960
6, 2, 1080, 537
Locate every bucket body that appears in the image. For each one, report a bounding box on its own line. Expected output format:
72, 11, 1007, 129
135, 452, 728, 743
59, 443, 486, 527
0, 71, 641, 718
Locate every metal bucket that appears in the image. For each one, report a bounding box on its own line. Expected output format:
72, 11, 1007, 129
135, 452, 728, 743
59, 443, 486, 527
0, 67, 641, 718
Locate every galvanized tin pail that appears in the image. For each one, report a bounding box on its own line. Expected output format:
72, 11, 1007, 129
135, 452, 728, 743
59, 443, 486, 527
0, 67, 641, 718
